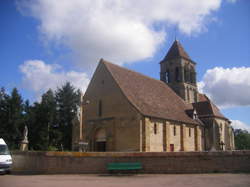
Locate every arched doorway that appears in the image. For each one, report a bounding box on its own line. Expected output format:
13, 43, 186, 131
95, 128, 106, 152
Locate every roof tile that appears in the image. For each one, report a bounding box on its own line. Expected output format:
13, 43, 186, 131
102, 59, 198, 124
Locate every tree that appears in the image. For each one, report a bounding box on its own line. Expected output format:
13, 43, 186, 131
40, 89, 59, 150
26, 89, 60, 150
234, 129, 250, 150
1, 88, 24, 149
0, 87, 10, 143
56, 82, 80, 150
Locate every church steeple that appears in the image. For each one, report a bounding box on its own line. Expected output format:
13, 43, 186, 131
160, 40, 198, 104
163, 40, 191, 62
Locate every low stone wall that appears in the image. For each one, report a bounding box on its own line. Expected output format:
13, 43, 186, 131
11, 151, 250, 174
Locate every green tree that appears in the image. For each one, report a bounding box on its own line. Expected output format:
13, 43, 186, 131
2, 88, 24, 149
26, 89, 60, 150
56, 82, 80, 150
0, 87, 10, 143
234, 129, 250, 150
41, 89, 60, 150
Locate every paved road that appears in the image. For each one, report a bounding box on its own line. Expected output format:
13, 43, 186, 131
0, 174, 249, 187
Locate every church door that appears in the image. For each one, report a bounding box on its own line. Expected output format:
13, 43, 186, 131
170, 144, 174, 152
96, 141, 106, 152
95, 128, 106, 152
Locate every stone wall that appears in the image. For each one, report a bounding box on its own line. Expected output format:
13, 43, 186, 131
11, 151, 250, 174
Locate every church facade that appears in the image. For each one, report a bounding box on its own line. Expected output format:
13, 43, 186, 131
72, 40, 235, 152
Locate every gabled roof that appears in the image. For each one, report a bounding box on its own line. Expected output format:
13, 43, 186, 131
101, 59, 198, 125
162, 40, 195, 64
193, 94, 227, 120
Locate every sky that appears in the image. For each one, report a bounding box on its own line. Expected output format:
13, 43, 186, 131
0, 0, 249, 131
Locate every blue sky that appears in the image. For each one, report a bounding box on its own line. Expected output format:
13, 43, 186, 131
0, 0, 249, 130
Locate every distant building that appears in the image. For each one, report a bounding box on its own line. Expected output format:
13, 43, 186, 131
72, 40, 235, 152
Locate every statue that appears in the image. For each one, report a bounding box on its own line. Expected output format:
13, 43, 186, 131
20, 125, 29, 151
76, 106, 81, 121
23, 125, 28, 141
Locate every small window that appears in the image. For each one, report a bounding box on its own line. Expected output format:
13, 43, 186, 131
189, 128, 191, 137
98, 100, 102, 117
154, 123, 157, 134
173, 126, 176, 136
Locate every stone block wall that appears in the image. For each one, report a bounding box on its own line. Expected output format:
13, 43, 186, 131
11, 151, 250, 174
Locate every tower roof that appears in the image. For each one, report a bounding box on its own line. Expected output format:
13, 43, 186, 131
163, 40, 195, 63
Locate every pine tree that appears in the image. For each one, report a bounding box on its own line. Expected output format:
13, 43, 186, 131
41, 89, 59, 150
56, 82, 80, 150
0, 87, 10, 143
4, 88, 24, 149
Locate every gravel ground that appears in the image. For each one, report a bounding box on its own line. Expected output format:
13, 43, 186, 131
0, 173, 250, 187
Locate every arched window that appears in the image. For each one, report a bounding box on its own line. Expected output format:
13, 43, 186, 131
154, 123, 157, 134
190, 67, 196, 83
175, 67, 179, 81
184, 66, 189, 82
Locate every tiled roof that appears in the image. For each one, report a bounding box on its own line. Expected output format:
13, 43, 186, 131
102, 59, 198, 124
162, 40, 195, 63
193, 94, 227, 119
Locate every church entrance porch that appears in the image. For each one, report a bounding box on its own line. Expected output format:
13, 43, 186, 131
94, 128, 106, 152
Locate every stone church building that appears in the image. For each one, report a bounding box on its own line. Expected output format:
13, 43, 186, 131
72, 40, 235, 152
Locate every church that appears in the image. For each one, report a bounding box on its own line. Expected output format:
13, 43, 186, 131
72, 40, 235, 152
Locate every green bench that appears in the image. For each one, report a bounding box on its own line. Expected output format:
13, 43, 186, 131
107, 162, 142, 173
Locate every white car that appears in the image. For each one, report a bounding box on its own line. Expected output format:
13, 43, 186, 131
0, 138, 12, 174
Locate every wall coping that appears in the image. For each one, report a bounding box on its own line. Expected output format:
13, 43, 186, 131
11, 150, 250, 157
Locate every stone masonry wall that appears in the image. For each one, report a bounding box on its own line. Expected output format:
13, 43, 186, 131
11, 151, 250, 174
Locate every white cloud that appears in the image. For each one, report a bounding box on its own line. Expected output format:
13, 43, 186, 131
17, 0, 223, 70
198, 67, 250, 108
19, 60, 89, 98
231, 120, 250, 132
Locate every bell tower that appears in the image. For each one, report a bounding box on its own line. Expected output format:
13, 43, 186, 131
160, 40, 199, 103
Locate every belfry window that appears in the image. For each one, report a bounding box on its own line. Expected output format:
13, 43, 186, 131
154, 123, 157, 134
175, 67, 179, 81
166, 70, 170, 83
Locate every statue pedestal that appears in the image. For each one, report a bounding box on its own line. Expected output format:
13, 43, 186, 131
20, 139, 29, 151
79, 141, 88, 152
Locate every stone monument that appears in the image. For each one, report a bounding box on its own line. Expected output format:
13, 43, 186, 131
20, 125, 29, 151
